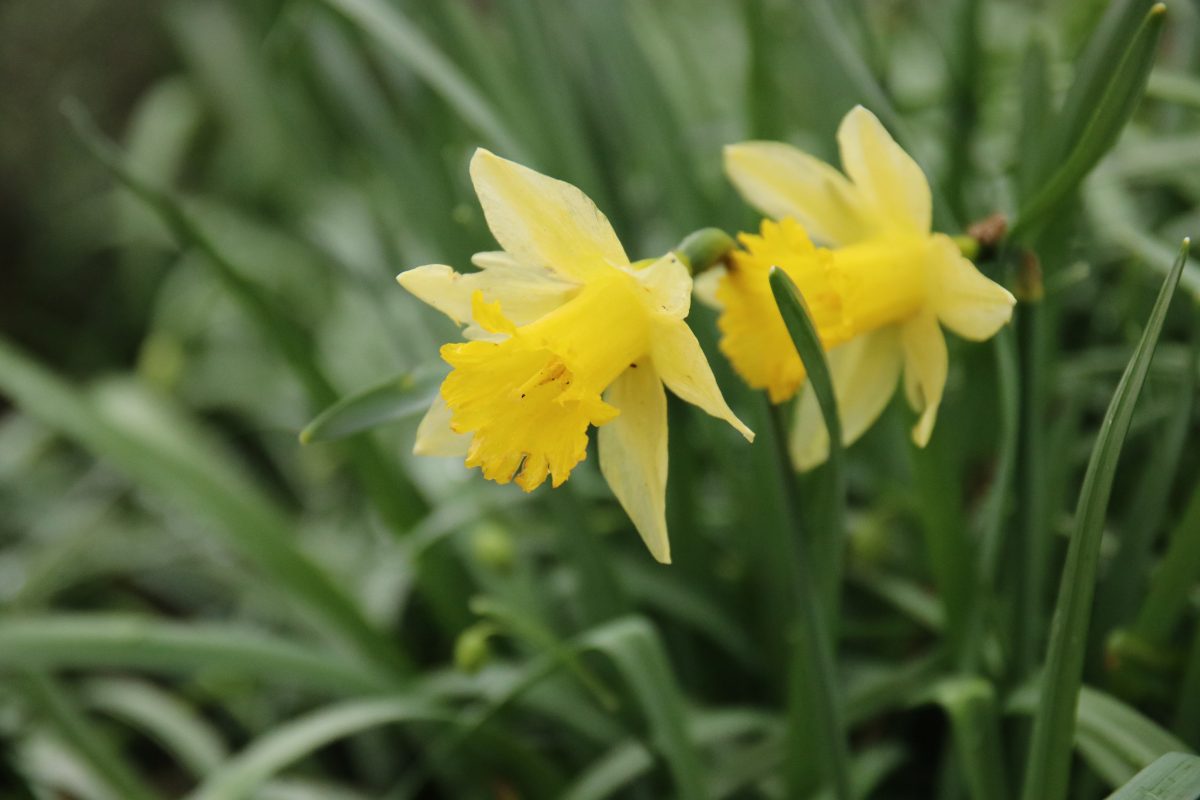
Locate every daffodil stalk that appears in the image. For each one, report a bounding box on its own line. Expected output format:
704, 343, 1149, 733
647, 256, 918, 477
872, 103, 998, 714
398, 149, 753, 564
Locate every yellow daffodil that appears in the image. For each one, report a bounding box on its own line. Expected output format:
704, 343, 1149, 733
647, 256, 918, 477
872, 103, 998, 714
398, 149, 753, 563
707, 105, 1015, 469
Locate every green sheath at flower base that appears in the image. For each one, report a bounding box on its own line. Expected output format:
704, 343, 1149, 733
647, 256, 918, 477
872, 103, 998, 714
674, 228, 737, 275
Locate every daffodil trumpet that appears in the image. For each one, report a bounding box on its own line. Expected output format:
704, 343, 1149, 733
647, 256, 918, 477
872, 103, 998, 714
398, 149, 753, 563
700, 105, 1016, 469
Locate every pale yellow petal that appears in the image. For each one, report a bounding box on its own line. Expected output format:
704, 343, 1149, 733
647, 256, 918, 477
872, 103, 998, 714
789, 328, 903, 470
901, 313, 948, 447
836, 106, 931, 235
630, 253, 691, 319
724, 141, 872, 246
599, 361, 670, 563
928, 235, 1016, 341
649, 319, 754, 442
396, 261, 578, 337
413, 395, 470, 457
692, 265, 726, 309
470, 149, 628, 282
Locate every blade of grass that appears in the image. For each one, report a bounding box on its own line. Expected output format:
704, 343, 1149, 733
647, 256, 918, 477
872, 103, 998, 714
300, 370, 440, 444
315, 0, 526, 159
21, 672, 159, 800
1103, 753, 1200, 799
583, 617, 707, 800
1134, 477, 1200, 644
81, 678, 227, 778
769, 267, 845, 618
1020, 240, 1190, 800
1147, 69, 1200, 110
1097, 311, 1197, 642
0, 339, 407, 677
1177, 626, 1200, 746
184, 698, 450, 800
768, 267, 852, 800
61, 99, 428, 536
1012, 5, 1166, 241
1010, 683, 1193, 783
0, 614, 390, 693
926, 678, 1009, 800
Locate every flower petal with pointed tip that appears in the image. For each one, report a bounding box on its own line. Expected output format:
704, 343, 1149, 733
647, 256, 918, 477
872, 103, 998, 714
901, 312, 947, 446
928, 235, 1017, 341
413, 395, 470, 457
397, 262, 578, 337
470, 149, 628, 282
837, 106, 931, 235
724, 141, 872, 246
650, 319, 755, 442
599, 360, 670, 563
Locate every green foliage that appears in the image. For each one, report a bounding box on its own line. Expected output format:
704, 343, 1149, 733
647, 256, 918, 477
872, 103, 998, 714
1, 0, 1199, 798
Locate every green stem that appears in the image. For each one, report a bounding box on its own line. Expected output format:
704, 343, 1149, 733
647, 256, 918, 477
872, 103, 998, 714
674, 228, 736, 275
768, 406, 853, 800
23, 672, 160, 800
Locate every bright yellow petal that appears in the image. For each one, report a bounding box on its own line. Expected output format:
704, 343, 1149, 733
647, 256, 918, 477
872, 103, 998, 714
397, 261, 578, 336
928, 235, 1016, 341
901, 312, 947, 447
599, 360, 670, 563
413, 395, 470, 457
470, 149, 628, 282
649, 319, 754, 442
837, 106, 931, 235
630, 253, 692, 319
724, 141, 872, 246
715, 219, 840, 403
789, 328, 903, 470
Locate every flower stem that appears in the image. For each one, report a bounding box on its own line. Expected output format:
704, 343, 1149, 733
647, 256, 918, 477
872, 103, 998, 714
768, 404, 853, 800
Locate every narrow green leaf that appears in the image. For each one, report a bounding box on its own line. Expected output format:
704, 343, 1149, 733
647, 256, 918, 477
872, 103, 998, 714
1020, 240, 1190, 800
1147, 70, 1200, 110
21, 672, 159, 800
768, 266, 845, 614
1010, 684, 1193, 786
185, 698, 452, 800
768, 267, 853, 800
0, 614, 389, 694
82, 678, 227, 778
1134, 477, 1200, 643
927, 678, 1009, 800
1104, 753, 1200, 799
61, 98, 428, 536
316, 0, 527, 159
1054, 0, 1159, 161
1177, 626, 1200, 745
582, 618, 707, 800
1013, 5, 1166, 241
300, 371, 440, 444
0, 336, 407, 677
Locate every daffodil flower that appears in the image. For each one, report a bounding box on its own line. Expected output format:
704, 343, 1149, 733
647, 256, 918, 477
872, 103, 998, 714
398, 149, 753, 563
703, 106, 1015, 469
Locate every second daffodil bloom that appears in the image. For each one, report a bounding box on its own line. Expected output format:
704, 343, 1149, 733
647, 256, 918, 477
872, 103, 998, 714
398, 149, 753, 563
708, 105, 1015, 469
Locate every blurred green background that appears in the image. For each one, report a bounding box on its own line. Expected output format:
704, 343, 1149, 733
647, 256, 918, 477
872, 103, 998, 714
3, 0, 1200, 798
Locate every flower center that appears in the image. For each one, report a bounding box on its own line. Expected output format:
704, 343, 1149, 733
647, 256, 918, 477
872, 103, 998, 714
716, 218, 840, 403
440, 274, 650, 491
